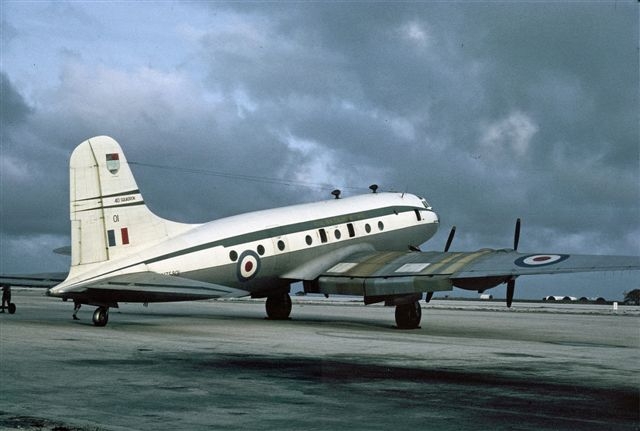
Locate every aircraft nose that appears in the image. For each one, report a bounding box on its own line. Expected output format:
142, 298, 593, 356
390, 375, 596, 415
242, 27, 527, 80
428, 209, 439, 225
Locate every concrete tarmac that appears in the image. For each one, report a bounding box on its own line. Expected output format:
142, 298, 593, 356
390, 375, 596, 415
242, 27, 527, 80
1, 289, 638, 430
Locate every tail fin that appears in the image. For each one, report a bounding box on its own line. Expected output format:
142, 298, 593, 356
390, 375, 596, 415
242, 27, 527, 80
69, 136, 195, 269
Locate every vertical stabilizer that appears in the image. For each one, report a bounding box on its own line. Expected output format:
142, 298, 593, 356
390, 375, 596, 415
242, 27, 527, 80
69, 136, 195, 269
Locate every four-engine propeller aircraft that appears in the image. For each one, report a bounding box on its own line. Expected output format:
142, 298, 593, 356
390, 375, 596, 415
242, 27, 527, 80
2, 136, 639, 328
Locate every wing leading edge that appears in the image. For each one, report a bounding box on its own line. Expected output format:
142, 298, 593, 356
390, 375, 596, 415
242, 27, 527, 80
309, 250, 640, 298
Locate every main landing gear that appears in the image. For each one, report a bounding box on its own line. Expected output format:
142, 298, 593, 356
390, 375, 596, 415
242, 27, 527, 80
263, 292, 423, 329
395, 301, 422, 330
265, 292, 292, 320
92, 306, 109, 327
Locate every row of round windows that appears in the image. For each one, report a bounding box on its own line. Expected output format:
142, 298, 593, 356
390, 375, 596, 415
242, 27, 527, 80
228, 220, 385, 262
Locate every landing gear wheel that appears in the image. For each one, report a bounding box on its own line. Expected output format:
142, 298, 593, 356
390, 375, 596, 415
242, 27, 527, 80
8, 303, 16, 314
92, 307, 109, 327
265, 293, 292, 320
395, 301, 422, 329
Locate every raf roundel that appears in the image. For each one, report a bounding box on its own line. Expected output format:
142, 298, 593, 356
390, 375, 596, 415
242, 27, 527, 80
237, 250, 261, 282
515, 254, 570, 268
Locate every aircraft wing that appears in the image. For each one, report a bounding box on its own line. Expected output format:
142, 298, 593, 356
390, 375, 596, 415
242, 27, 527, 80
0, 273, 68, 288
445, 250, 639, 278
48, 272, 249, 306
311, 250, 640, 298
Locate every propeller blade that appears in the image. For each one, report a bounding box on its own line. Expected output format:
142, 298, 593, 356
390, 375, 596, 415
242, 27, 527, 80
506, 279, 515, 308
444, 226, 456, 252
513, 218, 521, 251
425, 292, 434, 303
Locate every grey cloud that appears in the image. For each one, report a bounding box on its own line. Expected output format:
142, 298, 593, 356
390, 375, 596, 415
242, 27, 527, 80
1, 72, 32, 127
181, 2, 638, 258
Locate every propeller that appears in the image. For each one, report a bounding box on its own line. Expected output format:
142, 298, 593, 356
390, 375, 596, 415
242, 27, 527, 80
425, 292, 434, 303
506, 279, 515, 308
506, 218, 521, 308
444, 226, 456, 252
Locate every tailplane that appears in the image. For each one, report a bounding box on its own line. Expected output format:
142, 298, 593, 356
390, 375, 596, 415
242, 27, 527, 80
69, 136, 195, 270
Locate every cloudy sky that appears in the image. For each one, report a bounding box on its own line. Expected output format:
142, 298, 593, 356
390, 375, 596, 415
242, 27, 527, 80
1, 1, 638, 300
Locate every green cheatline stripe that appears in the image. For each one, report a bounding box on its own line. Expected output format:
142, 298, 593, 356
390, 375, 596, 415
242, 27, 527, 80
73, 189, 140, 202
74, 200, 146, 213
144, 205, 426, 264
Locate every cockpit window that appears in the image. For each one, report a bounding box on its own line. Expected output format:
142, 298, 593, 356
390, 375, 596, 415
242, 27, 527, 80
419, 197, 431, 210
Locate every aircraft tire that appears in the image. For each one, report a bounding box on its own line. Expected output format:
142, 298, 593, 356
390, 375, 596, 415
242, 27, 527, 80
265, 293, 292, 320
395, 301, 421, 329
92, 307, 109, 327
8, 303, 16, 314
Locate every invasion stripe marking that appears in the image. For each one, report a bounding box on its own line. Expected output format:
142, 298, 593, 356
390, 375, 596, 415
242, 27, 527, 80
334, 250, 495, 278
419, 253, 465, 275
438, 250, 494, 275
360, 251, 408, 277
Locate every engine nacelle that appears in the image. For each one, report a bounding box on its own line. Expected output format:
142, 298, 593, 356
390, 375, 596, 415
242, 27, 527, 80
451, 276, 510, 291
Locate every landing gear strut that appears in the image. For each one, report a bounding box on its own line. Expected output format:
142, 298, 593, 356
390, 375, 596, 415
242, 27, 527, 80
92, 306, 109, 327
265, 293, 292, 320
395, 301, 422, 329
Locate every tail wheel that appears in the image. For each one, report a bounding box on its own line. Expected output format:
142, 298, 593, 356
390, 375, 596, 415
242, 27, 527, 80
395, 301, 422, 329
8, 303, 16, 314
265, 293, 292, 320
92, 307, 109, 327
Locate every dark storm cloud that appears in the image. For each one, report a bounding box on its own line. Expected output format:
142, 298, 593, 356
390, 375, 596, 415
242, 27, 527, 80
1, 72, 32, 127
0, 73, 67, 237
190, 2, 637, 255
0, 72, 70, 272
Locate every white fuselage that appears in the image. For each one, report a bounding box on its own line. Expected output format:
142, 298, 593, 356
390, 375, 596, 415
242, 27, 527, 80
52, 192, 439, 296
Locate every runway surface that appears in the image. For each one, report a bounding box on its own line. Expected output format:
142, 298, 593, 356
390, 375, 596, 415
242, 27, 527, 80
1, 289, 638, 430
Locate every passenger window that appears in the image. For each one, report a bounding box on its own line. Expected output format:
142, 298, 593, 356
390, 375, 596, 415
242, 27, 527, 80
305, 235, 313, 246
378, 221, 384, 231
365, 223, 371, 233
335, 229, 341, 240
347, 223, 355, 237
277, 240, 285, 251
319, 229, 328, 243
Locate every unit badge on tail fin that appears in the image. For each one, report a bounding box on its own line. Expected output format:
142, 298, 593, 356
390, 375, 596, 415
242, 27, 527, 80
106, 153, 120, 174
